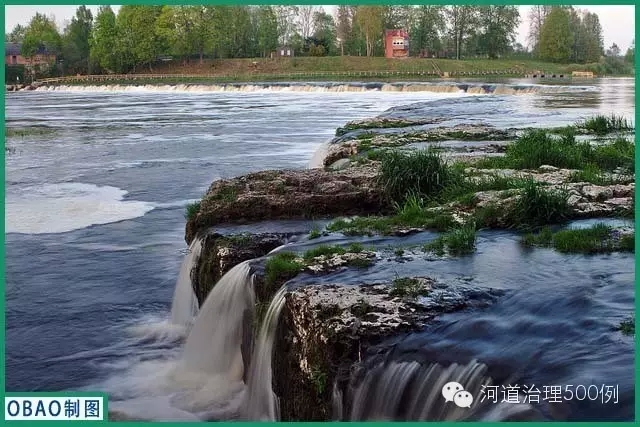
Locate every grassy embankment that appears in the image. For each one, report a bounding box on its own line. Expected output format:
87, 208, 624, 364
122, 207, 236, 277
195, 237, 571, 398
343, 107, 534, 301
38, 57, 621, 86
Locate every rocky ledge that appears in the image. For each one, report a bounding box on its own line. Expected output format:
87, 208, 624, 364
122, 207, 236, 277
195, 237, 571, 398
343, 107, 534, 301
271, 279, 503, 420
185, 166, 385, 244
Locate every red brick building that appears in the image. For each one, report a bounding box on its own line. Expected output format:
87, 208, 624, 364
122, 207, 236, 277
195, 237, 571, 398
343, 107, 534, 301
5, 42, 56, 66
384, 29, 409, 59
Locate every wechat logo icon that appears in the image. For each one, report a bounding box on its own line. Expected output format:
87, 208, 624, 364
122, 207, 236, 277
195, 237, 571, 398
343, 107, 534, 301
442, 381, 474, 408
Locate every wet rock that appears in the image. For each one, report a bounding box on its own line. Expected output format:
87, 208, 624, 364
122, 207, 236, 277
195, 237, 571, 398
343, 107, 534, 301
185, 166, 387, 244
335, 117, 442, 136
192, 232, 290, 306
328, 158, 351, 171
272, 280, 503, 420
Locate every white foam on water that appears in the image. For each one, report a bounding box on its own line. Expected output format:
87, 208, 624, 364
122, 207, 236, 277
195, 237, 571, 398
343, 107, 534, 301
5, 182, 155, 234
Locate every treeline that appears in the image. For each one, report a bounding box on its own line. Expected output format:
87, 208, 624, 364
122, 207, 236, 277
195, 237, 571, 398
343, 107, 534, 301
5, 5, 635, 76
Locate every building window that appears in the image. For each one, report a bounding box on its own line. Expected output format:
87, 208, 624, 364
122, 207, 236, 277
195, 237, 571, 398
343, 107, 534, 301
11, 55, 17, 64
280, 50, 285, 56
286, 49, 291, 56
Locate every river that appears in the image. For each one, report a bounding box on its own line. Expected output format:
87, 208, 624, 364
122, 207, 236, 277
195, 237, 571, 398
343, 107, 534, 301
5, 78, 634, 421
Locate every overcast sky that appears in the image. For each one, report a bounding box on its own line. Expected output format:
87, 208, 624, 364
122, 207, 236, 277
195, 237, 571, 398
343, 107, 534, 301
4, 5, 636, 52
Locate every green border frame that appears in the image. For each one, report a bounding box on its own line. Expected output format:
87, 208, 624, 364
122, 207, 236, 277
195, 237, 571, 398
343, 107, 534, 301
1, 1, 637, 425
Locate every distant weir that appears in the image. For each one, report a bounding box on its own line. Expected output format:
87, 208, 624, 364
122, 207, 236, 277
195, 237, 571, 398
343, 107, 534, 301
35, 81, 598, 95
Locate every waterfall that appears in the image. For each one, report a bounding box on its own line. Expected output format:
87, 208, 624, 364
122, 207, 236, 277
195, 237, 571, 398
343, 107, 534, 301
181, 260, 255, 378
337, 359, 537, 421
240, 285, 288, 421
170, 236, 202, 327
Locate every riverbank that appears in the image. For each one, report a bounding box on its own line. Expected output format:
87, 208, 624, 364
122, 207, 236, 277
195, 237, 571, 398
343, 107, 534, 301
11, 57, 631, 90
183, 109, 634, 420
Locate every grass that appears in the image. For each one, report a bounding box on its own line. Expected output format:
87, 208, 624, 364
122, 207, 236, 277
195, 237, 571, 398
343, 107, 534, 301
568, 164, 626, 185
423, 223, 477, 256
264, 252, 304, 289
303, 244, 347, 261
508, 180, 571, 229
378, 148, 457, 203
308, 227, 322, 240
474, 130, 634, 172
212, 186, 238, 203
347, 242, 364, 253
521, 223, 635, 254
580, 114, 633, 135
185, 201, 201, 220
390, 276, 430, 298
617, 316, 635, 336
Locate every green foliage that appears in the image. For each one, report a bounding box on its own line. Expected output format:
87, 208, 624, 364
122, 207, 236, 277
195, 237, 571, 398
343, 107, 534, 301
509, 180, 571, 229
475, 129, 634, 172
538, 7, 573, 63
310, 367, 328, 395
347, 242, 364, 253
22, 13, 62, 58
424, 223, 477, 256
264, 252, 304, 288
390, 276, 430, 298
90, 6, 119, 73
303, 244, 346, 261
308, 227, 322, 240
581, 114, 633, 135
618, 316, 635, 336
184, 201, 201, 220
378, 149, 456, 203
62, 6, 93, 74
521, 223, 633, 254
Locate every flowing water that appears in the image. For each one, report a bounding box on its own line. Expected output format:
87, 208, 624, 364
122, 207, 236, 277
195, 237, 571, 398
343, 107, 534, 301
5, 78, 635, 421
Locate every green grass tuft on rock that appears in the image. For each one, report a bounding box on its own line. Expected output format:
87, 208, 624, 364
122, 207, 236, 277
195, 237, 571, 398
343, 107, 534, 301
308, 227, 322, 240
185, 201, 201, 220
378, 148, 457, 203
303, 244, 347, 261
521, 223, 634, 254
264, 252, 304, 288
509, 179, 571, 229
581, 114, 633, 135
424, 223, 477, 256
390, 277, 430, 298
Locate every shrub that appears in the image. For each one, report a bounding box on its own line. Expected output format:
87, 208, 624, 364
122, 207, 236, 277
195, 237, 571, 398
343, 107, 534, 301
303, 244, 347, 261
424, 222, 477, 256
390, 277, 429, 298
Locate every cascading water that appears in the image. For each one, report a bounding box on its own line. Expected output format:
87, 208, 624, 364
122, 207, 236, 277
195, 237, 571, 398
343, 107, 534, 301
336, 359, 539, 421
240, 285, 288, 420
169, 236, 202, 327
181, 260, 254, 377
35, 81, 589, 95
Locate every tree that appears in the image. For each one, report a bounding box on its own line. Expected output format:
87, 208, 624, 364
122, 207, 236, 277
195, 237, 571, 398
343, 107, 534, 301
445, 6, 478, 59
476, 6, 520, 58
256, 6, 278, 57
538, 7, 573, 62
606, 43, 621, 57
62, 5, 93, 74
274, 6, 298, 45
355, 6, 383, 57
334, 6, 352, 56
297, 6, 314, 40
312, 8, 337, 56
410, 6, 445, 57
625, 39, 634, 63
90, 6, 118, 72
21, 13, 62, 58
581, 11, 603, 62
116, 5, 164, 71
527, 5, 552, 54
6, 24, 27, 43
